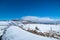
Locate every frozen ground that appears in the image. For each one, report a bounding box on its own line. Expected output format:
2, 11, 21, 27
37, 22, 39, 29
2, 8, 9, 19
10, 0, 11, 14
2, 26, 57, 40
0, 21, 59, 40
23, 24, 60, 32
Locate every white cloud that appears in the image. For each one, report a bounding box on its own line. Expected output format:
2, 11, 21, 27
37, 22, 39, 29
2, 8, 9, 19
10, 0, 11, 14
21, 16, 60, 24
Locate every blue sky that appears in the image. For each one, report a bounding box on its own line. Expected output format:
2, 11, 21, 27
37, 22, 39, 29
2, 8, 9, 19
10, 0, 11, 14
0, 0, 60, 20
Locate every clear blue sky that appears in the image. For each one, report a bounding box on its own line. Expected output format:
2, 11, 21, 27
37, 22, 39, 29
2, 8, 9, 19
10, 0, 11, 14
0, 0, 60, 20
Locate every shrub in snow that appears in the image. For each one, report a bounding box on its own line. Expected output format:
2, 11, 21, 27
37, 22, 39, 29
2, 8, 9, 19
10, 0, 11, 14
35, 27, 39, 30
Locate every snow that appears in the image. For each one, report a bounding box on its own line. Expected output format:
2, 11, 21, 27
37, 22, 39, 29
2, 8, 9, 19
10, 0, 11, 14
0, 21, 9, 26
0, 26, 8, 36
0, 21, 59, 40
24, 24, 60, 32
2, 26, 57, 40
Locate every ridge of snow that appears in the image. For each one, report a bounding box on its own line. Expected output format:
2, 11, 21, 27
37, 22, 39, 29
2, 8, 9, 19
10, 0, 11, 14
23, 24, 60, 32
0, 21, 59, 40
2, 26, 57, 40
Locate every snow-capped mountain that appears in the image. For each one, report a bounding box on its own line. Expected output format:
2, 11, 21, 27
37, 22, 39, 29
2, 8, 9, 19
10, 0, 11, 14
18, 19, 60, 25
0, 20, 60, 40
21, 16, 60, 25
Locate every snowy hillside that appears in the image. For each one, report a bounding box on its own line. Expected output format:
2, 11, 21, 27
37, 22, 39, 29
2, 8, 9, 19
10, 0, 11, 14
2, 26, 57, 40
23, 24, 60, 32
0, 21, 60, 40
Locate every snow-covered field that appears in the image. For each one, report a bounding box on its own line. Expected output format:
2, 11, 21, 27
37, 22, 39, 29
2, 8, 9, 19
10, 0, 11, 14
0, 21, 60, 40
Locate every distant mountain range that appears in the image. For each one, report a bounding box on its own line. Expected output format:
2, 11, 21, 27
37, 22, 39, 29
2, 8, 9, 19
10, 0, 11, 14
12, 19, 60, 25
0, 19, 60, 25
